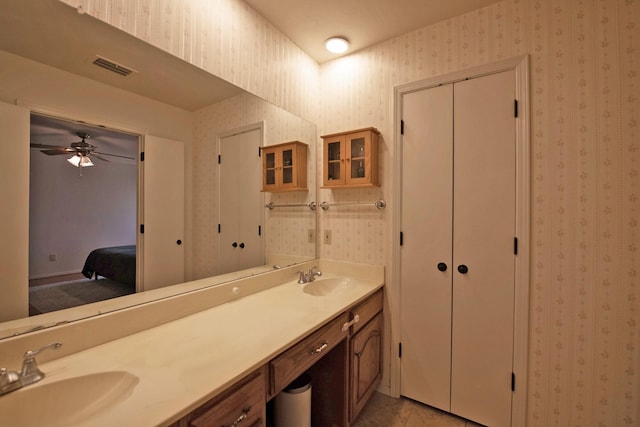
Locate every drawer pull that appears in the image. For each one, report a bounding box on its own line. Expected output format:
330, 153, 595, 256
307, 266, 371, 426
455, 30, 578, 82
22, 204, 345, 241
311, 342, 328, 355
341, 314, 360, 332
224, 406, 252, 427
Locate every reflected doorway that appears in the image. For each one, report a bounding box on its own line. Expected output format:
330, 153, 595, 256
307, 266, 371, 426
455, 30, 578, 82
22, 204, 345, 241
217, 125, 265, 274
28, 113, 138, 315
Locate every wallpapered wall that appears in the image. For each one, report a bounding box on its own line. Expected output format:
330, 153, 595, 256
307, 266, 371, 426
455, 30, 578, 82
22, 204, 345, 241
59, 0, 638, 425
319, 0, 639, 426
60, 0, 320, 122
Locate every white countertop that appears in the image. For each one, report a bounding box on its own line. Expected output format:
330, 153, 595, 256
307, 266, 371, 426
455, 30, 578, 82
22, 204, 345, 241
3, 265, 383, 426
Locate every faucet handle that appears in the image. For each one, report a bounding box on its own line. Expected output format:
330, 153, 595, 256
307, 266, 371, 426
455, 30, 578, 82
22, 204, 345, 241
21, 342, 62, 384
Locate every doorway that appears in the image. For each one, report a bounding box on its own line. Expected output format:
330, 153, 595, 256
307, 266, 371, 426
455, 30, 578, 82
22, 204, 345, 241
391, 56, 530, 427
217, 125, 265, 274
28, 113, 138, 314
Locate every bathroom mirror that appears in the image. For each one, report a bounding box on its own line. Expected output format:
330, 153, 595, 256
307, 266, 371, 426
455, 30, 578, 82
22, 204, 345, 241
0, 0, 317, 339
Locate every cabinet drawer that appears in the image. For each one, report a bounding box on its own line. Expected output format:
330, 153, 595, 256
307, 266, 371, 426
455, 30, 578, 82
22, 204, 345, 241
270, 312, 349, 396
350, 290, 383, 334
189, 369, 265, 427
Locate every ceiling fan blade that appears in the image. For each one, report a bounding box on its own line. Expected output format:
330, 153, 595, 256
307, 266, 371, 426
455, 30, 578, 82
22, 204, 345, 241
94, 151, 136, 160
30, 143, 70, 150
91, 154, 111, 162
40, 148, 74, 156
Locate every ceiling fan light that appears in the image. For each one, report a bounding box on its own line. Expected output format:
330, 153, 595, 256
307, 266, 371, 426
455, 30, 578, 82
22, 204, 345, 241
325, 37, 350, 54
79, 155, 94, 167
67, 154, 81, 167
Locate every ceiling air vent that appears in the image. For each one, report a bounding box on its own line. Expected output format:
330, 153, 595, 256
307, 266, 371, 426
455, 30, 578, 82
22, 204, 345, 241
92, 56, 134, 77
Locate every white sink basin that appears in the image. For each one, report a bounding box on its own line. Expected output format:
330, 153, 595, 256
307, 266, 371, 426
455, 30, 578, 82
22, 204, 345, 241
0, 371, 139, 426
303, 277, 351, 296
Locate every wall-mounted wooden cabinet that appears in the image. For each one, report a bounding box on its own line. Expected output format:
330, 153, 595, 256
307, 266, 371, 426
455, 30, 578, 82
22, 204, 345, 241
261, 141, 307, 192
322, 127, 380, 188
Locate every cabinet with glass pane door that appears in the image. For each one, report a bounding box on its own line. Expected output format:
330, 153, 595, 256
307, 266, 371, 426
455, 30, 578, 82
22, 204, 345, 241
321, 127, 380, 188
261, 141, 308, 192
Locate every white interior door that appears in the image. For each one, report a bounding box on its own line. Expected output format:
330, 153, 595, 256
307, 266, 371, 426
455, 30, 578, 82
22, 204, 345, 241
141, 135, 185, 291
218, 128, 264, 274
0, 101, 30, 321
400, 70, 516, 427
450, 70, 515, 427
400, 84, 453, 411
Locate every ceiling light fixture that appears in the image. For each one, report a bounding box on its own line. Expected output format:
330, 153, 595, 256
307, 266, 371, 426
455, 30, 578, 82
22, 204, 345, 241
325, 37, 350, 54
67, 154, 94, 167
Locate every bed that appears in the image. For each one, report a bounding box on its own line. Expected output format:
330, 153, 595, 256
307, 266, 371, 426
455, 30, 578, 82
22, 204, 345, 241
81, 245, 136, 288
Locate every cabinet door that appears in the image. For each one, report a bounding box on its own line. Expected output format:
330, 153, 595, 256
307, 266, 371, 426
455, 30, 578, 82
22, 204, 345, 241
323, 134, 345, 185
350, 313, 383, 421
262, 148, 278, 191
344, 130, 371, 186
278, 145, 297, 190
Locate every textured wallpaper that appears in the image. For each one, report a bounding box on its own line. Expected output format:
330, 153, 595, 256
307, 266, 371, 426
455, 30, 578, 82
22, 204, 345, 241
57, 0, 638, 425
59, 0, 320, 122
319, 0, 639, 426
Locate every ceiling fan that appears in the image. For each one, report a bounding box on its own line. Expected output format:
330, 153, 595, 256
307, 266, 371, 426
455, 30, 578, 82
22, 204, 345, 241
30, 132, 135, 167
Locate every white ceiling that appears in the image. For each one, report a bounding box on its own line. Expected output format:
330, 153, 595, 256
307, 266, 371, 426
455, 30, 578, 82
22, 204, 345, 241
244, 0, 502, 63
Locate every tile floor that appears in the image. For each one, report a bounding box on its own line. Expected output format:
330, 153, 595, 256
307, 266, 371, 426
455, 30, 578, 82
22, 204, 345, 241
352, 392, 484, 427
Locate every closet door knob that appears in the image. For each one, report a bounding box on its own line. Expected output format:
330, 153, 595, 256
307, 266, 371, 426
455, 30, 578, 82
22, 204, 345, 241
232, 242, 238, 248
437, 262, 448, 272
457, 264, 469, 274
239, 242, 245, 249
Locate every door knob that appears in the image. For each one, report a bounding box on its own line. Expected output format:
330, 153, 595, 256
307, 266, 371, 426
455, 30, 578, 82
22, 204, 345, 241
239, 242, 245, 249
232, 242, 238, 248
457, 264, 469, 274
437, 262, 448, 272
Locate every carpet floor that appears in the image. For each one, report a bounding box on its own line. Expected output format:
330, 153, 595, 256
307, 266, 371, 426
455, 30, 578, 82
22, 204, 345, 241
29, 278, 135, 314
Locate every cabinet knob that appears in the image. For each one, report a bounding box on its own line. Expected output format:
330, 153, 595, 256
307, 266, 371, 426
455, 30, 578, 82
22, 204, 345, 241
239, 242, 245, 249
232, 242, 238, 248
457, 264, 469, 274
437, 262, 448, 272
176, 239, 182, 245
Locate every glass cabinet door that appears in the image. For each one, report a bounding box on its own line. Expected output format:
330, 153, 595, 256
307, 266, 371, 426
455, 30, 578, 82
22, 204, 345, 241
281, 147, 294, 185
349, 136, 366, 180
265, 151, 276, 187
324, 136, 345, 186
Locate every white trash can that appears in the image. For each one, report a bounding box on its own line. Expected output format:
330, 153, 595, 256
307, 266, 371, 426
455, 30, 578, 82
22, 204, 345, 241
274, 373, 311, 427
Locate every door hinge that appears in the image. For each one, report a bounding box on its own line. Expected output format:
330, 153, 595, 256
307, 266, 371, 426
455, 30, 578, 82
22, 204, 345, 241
399, 342, 402, 358
511, 372, 516, 391
140, 224, 144, 234
514, 237, 518, 255
400, 119, 405, 135
400, 231, 404, 246
514, 99, 519, 118
218, 154, 221, 164
140, 152, 145, 162
218, 224, 221, 233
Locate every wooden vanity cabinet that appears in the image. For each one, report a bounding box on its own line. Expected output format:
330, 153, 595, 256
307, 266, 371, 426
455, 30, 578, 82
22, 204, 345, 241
171, 289, 383, 427
347, 290, 384, 422
172, 368, 266, 427
261, 141, 307, 192
322, 127, 380, 188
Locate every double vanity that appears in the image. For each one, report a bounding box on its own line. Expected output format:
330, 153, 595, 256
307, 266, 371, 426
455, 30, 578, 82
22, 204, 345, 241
0, 260, 384, 426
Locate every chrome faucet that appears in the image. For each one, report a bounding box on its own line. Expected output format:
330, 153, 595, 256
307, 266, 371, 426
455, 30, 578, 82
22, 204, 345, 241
0, 342, 62, 396
297, 266, 322, 284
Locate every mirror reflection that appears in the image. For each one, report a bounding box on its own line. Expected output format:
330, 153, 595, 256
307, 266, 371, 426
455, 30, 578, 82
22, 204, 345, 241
0, 0, 317, 339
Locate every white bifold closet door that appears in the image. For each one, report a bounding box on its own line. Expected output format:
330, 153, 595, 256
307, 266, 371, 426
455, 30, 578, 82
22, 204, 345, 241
400, 70, 516, 427
218, 128, 264, 274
